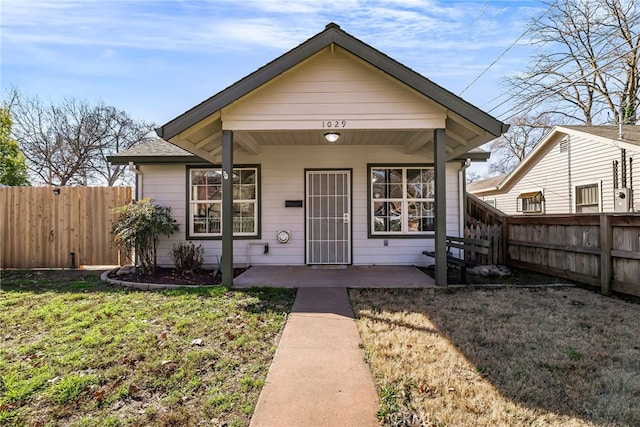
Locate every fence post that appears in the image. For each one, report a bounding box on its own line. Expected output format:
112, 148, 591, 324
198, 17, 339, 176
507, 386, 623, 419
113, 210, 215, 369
600, 213, 612, 296
501, 217, 509, 265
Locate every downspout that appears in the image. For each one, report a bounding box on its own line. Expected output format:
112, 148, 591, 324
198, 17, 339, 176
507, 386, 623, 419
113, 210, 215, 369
128, 162, 142, 200
128, 162, 142, 267
459, 158, 471, 238
567, 136, 572, 213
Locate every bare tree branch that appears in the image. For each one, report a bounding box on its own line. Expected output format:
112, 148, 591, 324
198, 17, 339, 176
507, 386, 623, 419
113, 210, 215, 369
489, 114, 552, 175
8, 89, 155, 186
504, 0, 640, 125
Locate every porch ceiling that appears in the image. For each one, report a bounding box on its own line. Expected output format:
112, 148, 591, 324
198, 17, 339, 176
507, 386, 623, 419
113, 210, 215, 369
170, 113, 491, 163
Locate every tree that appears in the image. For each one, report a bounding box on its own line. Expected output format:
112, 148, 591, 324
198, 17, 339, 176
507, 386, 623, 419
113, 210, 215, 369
0, 107, 29, 186
505, 0, 640, 125
465, 169, 485, 184
488, 114, 551, 175
7, 89, 155, 186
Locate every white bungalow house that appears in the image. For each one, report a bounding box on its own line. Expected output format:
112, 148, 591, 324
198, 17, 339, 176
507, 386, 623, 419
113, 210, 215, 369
108, 23, 508, 285
468, 125, 640, 215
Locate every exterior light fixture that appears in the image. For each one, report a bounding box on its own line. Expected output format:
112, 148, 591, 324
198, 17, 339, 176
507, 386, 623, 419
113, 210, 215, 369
324, 132, 340, 143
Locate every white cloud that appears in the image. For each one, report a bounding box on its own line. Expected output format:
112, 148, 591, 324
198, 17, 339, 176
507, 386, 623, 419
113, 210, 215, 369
0, 0, 547, 120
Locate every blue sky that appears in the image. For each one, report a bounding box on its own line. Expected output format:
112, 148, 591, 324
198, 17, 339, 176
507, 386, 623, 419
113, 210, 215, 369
1, 0, 545, 128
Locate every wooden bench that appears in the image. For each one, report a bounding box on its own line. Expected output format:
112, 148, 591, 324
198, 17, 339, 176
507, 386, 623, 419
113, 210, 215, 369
423, 236, 490, 283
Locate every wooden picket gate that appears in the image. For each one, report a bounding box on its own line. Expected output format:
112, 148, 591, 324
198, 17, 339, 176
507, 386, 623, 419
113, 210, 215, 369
0, 186, 132, 268
464, 223, 503, 265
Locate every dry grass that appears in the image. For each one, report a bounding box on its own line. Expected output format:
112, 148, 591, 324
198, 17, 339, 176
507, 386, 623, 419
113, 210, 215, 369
351, 286, 640, 427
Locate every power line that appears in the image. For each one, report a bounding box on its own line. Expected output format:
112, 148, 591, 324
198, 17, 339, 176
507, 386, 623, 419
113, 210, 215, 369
483, 3, 640, 121
496, 32, 640, 122
469, 1, 491, 27
459, 2, 553, 97
481, 16, 631, 114
499, 50, 637, 123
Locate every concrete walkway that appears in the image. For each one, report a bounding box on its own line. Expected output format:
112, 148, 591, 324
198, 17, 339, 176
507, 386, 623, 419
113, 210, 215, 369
250, 287, 379, 427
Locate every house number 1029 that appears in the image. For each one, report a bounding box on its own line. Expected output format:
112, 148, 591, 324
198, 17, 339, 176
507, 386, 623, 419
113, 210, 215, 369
322, 120, 347, 128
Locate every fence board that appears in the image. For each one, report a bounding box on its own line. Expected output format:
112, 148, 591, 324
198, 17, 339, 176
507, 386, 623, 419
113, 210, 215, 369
463, 223, 503, 265
468, 195, 640, 298
1, 186, 132, 268
503, 213, 640, 298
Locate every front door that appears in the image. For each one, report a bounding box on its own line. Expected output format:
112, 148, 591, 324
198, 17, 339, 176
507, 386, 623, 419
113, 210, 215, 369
306, 170, 351, 265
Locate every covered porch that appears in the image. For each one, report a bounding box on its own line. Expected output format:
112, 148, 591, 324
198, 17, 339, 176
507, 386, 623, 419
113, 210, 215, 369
154, 23, 508, 287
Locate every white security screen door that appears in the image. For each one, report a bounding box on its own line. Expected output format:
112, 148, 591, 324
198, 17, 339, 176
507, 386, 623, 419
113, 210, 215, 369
306, 170, 351, 264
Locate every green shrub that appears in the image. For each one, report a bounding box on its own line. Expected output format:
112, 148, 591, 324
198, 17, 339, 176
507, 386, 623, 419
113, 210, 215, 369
111, 198, 179, 272
170, 242, 205, 273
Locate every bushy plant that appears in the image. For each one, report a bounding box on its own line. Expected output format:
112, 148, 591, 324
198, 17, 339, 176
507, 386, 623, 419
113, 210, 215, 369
170, 242, 205, 273
111, 198, 179, 272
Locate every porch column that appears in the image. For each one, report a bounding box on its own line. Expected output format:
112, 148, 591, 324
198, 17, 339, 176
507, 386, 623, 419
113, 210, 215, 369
221, 130, 234, 286
434, 129, 447, 286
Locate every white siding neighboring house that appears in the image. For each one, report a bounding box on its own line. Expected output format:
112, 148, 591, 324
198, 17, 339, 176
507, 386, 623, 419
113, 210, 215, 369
108, 23, 508, 285
468, 125, 640, 215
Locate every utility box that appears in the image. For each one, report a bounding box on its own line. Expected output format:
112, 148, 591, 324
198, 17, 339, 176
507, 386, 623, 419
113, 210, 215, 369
614, 188, 632, 212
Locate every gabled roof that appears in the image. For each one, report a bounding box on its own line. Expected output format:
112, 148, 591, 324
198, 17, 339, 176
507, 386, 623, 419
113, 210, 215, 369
107, 138, 203, 164
467, 173, 507, 193
559, 125, 640, 147
467, 125, 640, 194
157, 22, 508, 141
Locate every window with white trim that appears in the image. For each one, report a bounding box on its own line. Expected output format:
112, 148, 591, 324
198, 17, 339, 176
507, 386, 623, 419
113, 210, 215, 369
517, 191, 544, 213
370, 166, 435, 235
575, 183, 599, 213
189, 167, 258, 237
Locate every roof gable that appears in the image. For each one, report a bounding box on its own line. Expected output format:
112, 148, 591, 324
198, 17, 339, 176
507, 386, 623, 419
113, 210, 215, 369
470, 125, 640, 194
157, 23, 507, 141
221, 45, 447, 131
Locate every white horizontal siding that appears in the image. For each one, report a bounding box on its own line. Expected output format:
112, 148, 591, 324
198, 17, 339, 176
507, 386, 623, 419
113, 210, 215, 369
480, 134, 640, 214
140, 145, 462, 267
568, 135, 640, 212
493, 139, 569, 215
222, 46, 446, 130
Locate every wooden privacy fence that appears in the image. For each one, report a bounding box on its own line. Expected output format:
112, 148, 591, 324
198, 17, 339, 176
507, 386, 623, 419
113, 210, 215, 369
1, 186, 132, 268
506, 214, 640, 298
467, 195, 640, 298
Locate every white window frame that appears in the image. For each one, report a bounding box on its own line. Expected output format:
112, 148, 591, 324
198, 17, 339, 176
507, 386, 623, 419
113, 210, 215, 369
516, 189, 544, 214
188, 167, 259, 238
370, 166, 435, 236
573, 181, 601, 213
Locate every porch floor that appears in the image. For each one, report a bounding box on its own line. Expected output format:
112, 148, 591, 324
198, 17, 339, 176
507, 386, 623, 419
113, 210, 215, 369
232, 265, 435, 288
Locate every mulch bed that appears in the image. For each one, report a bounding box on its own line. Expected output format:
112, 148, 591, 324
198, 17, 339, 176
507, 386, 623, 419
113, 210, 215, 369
108, 267, 248, 286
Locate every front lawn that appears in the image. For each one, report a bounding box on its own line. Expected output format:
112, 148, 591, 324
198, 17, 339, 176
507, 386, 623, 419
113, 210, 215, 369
351, 287, 640, 426
0, 270, 295, 426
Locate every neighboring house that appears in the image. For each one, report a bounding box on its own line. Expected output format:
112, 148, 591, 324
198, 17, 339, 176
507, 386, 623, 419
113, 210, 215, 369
108, 23, 507, 285
468, 125, 640, 215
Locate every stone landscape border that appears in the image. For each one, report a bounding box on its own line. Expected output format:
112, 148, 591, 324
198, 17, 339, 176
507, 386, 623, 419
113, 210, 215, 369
100, 267, 221, 290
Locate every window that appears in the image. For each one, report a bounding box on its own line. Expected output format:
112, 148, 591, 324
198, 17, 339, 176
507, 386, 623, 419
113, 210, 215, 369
370, 166, 434, 235
189, 167, 259, 238
575, 183, 599, 213
517, 191, 543, 213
